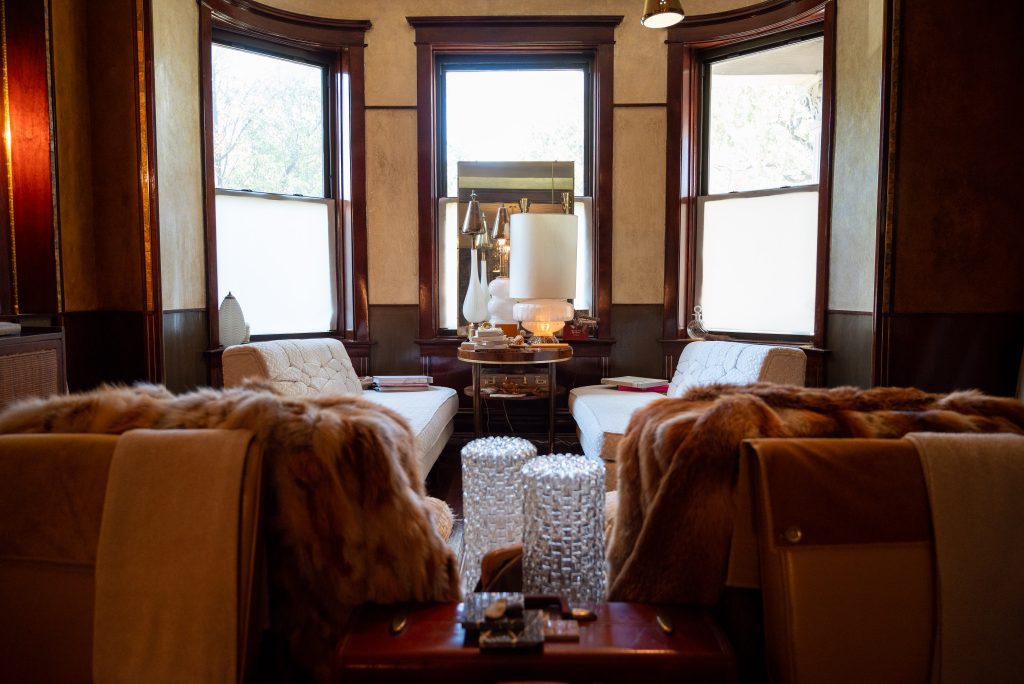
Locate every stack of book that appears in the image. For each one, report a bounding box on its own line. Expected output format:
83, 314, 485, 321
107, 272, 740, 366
600, 376, 669, 393
372, 375, 432, 392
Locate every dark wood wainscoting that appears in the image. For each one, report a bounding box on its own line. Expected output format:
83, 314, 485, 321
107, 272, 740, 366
163, 309, 208, 392
826, 310, 872, 388
369, 305, 421, 375
62, 311, 158, 391
610, 304, 664, 380
879, 313, 1024, 397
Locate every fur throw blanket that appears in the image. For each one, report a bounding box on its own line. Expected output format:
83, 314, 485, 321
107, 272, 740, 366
607, 383, 1024, 606
0, 382, 460, 677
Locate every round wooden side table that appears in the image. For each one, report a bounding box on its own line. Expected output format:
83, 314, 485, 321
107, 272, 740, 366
457, 346, 573, 454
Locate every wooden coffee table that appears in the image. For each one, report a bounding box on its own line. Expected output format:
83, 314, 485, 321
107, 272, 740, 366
457, 346, 573, 454
334, 602, 737, 683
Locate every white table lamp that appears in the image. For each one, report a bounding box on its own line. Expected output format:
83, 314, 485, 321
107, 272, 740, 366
510, 212, 578, 344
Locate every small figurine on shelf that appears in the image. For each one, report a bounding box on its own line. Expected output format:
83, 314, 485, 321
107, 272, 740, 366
562, 312, 598, 340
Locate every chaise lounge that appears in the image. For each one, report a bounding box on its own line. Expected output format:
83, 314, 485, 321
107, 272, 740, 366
222, 338, 458, 479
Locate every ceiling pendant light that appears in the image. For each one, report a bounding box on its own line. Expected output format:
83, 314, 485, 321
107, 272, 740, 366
641, 0, 685, 28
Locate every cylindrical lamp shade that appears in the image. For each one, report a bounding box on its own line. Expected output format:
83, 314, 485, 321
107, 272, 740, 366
522, 454, 607, 609
461, 436, 537, 593
509, 214, 578, 300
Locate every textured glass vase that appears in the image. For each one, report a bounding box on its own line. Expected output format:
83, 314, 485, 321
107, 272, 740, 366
522, 454, 607, 609
461, 436, 537, 594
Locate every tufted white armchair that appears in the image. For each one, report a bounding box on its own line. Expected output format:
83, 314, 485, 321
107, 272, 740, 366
569, 341, 806, 474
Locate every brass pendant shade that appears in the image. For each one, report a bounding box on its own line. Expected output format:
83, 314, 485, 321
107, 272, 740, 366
641, 0, 684, 28
461, 190, 485, 235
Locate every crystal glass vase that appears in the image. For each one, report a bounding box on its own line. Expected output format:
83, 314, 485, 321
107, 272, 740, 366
521, 454, 606, 609
461, 436, 537, 594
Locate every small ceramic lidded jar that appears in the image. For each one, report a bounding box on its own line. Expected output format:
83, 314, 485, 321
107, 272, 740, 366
219, 292, 248, 347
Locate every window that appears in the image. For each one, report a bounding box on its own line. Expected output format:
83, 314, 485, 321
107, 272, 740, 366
664, 2, 834, 348
435, 56, 593, 333
198, 0, 370, 348
695, 33, 824, 338
408, 15, 620, 341
212, 40, 336, 335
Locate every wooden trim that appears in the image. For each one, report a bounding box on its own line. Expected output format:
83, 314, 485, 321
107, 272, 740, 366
365, 104, 417, 110
873, 0, 900, 386
407, 16, 620, 45
415, 41, 437, 340
828, 309, 873, 317
138, 0, 162, 382
410, 15, 622, 341
199, 4, 219, 347
811, 0, 836, 350
613, 102, 666, 108
594, 41, 614, 339
662, 41, 682, 339
198, 2, 370, 349
200, 0, 370, 48
346, 45, 370, 342
668, 0, 823, 44
663, 2, 832, 347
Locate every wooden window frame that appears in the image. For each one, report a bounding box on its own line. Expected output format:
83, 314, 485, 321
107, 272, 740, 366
662, 0, 835, 349
198, 0, 371, 347
407, 15, 622, 342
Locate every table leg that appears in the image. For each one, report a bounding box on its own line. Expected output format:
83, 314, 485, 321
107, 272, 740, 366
472, 363, 482, 437
548, 362, 556, 454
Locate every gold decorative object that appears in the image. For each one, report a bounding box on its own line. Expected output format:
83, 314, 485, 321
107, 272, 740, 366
641, 0, 685, 28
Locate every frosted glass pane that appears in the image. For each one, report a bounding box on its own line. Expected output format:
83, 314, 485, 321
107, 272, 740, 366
216, 193, 336, 335
697, 191, 818, 336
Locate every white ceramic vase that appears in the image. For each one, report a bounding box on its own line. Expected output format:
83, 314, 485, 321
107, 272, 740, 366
462, 250, 489, 324
219, 292, 248, 347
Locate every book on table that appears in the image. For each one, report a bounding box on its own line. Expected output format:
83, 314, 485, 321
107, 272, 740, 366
600, 376, 668, 390
373, 375, 432, 385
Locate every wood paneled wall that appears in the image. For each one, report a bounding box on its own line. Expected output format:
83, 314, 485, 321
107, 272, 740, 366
1, 0, 59, 316
874, 0, 1024, 396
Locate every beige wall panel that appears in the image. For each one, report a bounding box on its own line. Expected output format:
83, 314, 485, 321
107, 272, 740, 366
50, 0, 98, 311
365, 109, 419, 305
829, 0, 884, 312
612, 107, 666, 304
268, 1, 755, 105
153, 0, 205, 311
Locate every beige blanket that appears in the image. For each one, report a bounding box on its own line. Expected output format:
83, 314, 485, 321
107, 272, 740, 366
908, 432, 1024, 684
94, 429, 255, 684
608, 384, 1024, 605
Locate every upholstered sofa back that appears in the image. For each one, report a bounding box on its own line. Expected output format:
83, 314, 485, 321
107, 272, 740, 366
0, 431, 264, 683
223, 338, 363, 396
667, 340, 806, 397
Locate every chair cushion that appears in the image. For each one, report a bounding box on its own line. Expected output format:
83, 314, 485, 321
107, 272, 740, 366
568, 386, 665, 460
362, 387, 458, 476
667, 341, 806, 397
222, 338, 362, 396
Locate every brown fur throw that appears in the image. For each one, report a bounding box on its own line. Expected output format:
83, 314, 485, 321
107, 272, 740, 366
0, 382, 460, 678
607, 383, 1024, 606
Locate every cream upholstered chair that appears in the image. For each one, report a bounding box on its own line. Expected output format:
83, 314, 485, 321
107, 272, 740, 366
569, 341, 806, 484
222, 338, 457, 478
